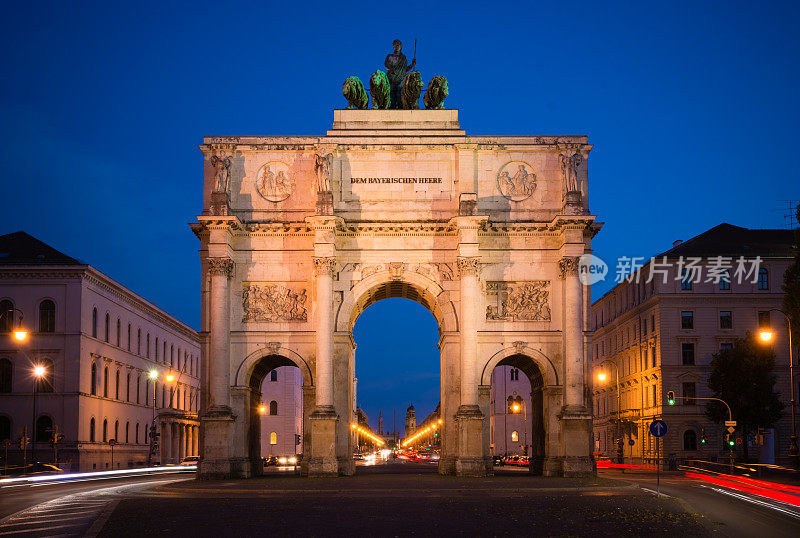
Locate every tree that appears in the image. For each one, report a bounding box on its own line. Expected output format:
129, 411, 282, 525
706, 333, 784, 460
782, 203, 800, 346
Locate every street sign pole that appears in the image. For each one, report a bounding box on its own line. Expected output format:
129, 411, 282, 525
656, 436, 660, 495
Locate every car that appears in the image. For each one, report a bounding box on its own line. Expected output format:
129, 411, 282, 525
263, 456, 278, 466
492, 455, 505, 466
179, 456, 199, 466
353, 453, 365, 461
504, 455, 530, 466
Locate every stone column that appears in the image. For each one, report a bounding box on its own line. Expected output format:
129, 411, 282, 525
208, 257, 234, 411
178, 424, 185, 462
557, 256, 594, 477
171, 423, 179, 464
160, 421, 168, 465
309, 256, 338, 476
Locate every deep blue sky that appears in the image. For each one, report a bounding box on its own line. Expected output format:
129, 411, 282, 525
2, 1, 798, 425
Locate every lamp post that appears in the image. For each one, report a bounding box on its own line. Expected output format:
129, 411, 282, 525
31, 365, 46, 470
0, 307, 28, 342
759, 309, 797, 468
511, 400, 527, 456
597, 360, 622, 464
147, 369, 158, 466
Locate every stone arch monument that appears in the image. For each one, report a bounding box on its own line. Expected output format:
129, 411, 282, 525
192, 108, 601, 478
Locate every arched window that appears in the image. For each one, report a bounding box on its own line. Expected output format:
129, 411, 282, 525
719, 269, 730, 291
135, 423, 140, 444
757, 268, 769, 290
163, 342, 167, 363
511, 430, 519, 442
115, 370, 120, 399
90, 363, 97, 395
136, 375, 141, 403
155, 337, 159, 361
116, 318, 121, 347
104, 313, 110, 342
127, 324, 131, 350
35, 415, 53, 443
102, 419, 108, 442
39, 300, 55, 332
0, 415, 10, 441
684, 430, 697, 451
0, 300, 13, 332
146, 333, 150, 358
103, 367, 109, 397
126, 372, 131, 401
175, 348, 179, 368
269, 432, 277, 445
90, 417, 96, 442
92, 307, 98, 338
0, 358, 12, 393
270, 370, 278, 382
137, 329, 141, 355
269, 400, 278, 415
114, 420, 119, 441
161, 385, 165, 408
38, 358, 54, 393
125, 421, 129, 443
170, 345, 174, 366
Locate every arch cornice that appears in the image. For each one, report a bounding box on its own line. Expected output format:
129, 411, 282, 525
336, 270, 458, 333
233, 345, 314, 387
479, 345, 560, 387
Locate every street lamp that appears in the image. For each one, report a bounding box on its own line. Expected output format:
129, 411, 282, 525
1, 308, 27, 342
31, 364, 46, 470
758, 309, 797, 468
597, 359, 622, 464
511, 401, 528, 456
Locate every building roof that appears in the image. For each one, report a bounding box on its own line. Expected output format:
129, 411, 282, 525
656, 223, 795, 259
0, 231, 82, 265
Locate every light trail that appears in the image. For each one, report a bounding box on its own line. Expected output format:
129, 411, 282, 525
0, 465, 196, 488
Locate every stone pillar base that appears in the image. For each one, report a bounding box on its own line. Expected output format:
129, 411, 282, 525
198, 409, 235, 480
558, 405, 595, 477
455, 405, 487, 477
337, 456, 355, 476
562, 190, 584, 215
209, 191, 230, 216
316, 191, 333, 215
438, 456, 457, 475
542, 457, 562, 477
308, 406, 338, 477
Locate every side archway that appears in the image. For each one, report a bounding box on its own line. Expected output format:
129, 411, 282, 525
480, 346, 559, 388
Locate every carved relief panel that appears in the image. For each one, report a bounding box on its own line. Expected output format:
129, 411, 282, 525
485, 281, 551, 321
242, 283, 308, 322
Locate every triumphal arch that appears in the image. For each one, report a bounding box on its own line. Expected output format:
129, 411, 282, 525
192, 104, 600, 478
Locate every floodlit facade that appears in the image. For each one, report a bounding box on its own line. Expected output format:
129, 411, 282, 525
0, 232, 201, 472
590, 224, 795, 465
259, 365, 303, 458
489, 365, 533, 456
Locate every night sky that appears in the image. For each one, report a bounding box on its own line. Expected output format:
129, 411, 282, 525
2, 1, 798, 425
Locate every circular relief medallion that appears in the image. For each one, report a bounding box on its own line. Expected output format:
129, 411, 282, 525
497, 161, 536, 202
255, 161, 294, 202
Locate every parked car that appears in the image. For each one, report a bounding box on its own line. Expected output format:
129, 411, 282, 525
263, 456, 278, 466
180, 456, 199, 466
504, 455, 530, 466
492, 455, 505, 466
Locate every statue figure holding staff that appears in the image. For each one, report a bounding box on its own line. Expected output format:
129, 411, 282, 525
384, 39, 416, 109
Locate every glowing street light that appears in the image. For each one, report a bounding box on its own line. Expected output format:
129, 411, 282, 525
759, 331, 773, 342
258, 404, 266, 414
33, 365, 45, 378
597, 372, 607, 382
14, 329, 28, 341
148, 369, 158, 380
32, 364, 47, 468
165, 374, 175, 383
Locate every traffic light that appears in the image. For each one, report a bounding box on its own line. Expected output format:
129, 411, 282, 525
294, 434, 301, 446
700, 428, 707, 445
19, 436, 28, 450
667, 391, 675, 405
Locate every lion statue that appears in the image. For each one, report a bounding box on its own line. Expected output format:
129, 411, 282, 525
369, 70, 391, 110
342, 76, 368, 109
423, 75, 449, 110
401, 71, 423, 109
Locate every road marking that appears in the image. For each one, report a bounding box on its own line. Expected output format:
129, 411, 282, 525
640, 487, 671, 498
704, 485, 800, 521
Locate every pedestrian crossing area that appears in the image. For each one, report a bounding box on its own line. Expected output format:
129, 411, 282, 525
0, 492, 111, 537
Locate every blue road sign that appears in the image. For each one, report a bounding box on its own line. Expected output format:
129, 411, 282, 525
628, 439, 635, 446
649, 419, 668, 437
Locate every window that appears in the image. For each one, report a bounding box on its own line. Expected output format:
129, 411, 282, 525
651, 314, 655, 332
758, 311, 770, 329
757, 268, 769, 290
510, 368, 520, 381
114, 420, 119, 441
39, 300, 55, 332
163, 342, 167, 364
683, 430, 697, 451
719, 311, 732, 329
103, 367, 109, 397
155, 338, 159, 361
137, 329, 141, 355
35, 415, 53, 443
38, 358, 54, 392
136, 375, 141, 404
161, 386, 165, 408
127, 324, 131, 351
104, 313, 110, 342
0, 416, 10, 441
90, 418, 96, 442
269, 400, 278, 415
146, 334, 150, 358
0, 358, 11, 392
651, 385, 657, 407
681, 343, 695, 365
270, 432, 277, 445
102, 419, 108, 442
170, 345, 174, 366
91, 363, 97, 395
125, 422, 129, 443
116, 319, 121, 347
680, 269, 692, 290
135, 423, 140, 444
270, 370, 278, 382
92, 308, 98, 338
0, 300, 13, 332
720, 342, 733, 352
681, 311, 694, 329
126, 372, 131, 401
719, 269, 730, 290
682, 382, 696, 404
511, 430, 519, 442
115, 370, 120, 399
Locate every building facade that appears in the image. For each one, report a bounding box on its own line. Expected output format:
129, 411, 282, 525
259, 365, 303, 458
0, 232, 201, 472
489, 365, 533, 456
590, 224, 795, 464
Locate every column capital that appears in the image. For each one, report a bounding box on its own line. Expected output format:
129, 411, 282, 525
208, 257, 234, 278
313, 257, 337, 276
558, 256, 581, 279
456, 256, 481, 277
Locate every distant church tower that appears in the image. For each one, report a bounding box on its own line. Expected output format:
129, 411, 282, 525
377, 410, 384, 435
405, 403, 416, 438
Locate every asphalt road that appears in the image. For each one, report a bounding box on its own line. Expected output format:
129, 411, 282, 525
599, 469, 800, 537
